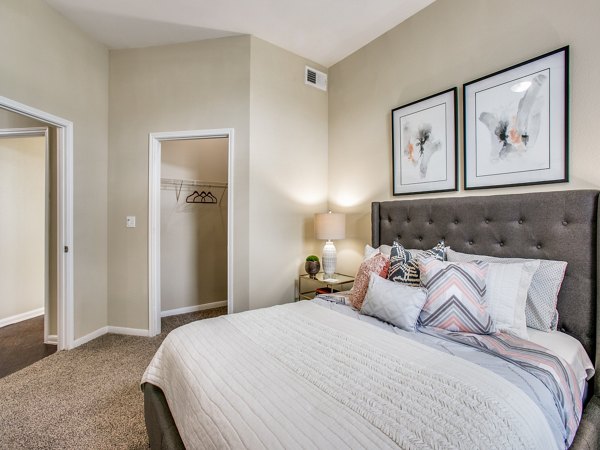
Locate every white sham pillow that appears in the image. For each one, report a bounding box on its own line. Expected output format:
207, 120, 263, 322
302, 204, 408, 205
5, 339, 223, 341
364, 244, 443, 261
485, 260, 539, 339
361, 273, 428, 332
364, 244, 392, 260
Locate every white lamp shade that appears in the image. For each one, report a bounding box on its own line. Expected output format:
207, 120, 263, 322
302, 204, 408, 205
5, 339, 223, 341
314, 212, 346, 240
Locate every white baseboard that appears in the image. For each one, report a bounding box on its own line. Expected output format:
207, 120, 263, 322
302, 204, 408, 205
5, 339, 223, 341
0, 307, 44, 329
72, 325, 150, 348
45, 334, 58, 345
107, 326, 150, 337
161, 301, 227, 318
72, 326, 108, 348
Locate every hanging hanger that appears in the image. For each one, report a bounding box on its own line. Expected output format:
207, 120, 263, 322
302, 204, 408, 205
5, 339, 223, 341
186, 190, 200, 203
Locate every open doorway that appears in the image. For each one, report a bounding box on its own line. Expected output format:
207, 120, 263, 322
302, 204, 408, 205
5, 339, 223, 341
0, 96, 74, 352
0, 123, 56, 377
148, 129, 234, 336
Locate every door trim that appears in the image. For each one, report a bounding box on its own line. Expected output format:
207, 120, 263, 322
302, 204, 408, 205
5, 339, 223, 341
0, 96, 74, 350
0, 126, 53, 344
148, 128, 234, 336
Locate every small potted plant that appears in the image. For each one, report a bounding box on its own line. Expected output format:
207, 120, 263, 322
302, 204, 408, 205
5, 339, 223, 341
305, 255, 320, 279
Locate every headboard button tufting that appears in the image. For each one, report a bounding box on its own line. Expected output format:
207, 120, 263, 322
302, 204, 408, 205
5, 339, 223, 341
454, 220, 459, 225
518, 219, 523, 224
536, 244, 542, 249
562, 220, 568, 226
428, 219, 433, 224
468, 240, 473, 245
485, 219, 490, 224
499, 241, 504, 247
407, 218, 411, 223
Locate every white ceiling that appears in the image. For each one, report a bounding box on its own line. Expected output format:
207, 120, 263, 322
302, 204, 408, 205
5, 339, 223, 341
44, 0, 435, 67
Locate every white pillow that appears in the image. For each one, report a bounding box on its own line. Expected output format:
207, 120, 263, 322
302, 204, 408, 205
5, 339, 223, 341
485, 260, 539, 339
361, 273, 428, 332
364, 244, 392, 260
363, 244, 435, 261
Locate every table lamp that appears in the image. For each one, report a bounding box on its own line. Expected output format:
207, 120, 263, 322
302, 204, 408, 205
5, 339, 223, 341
314, 211, 346, 277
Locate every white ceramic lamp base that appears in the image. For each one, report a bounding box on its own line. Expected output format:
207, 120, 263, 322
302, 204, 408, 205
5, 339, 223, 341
322, 240, 337, 276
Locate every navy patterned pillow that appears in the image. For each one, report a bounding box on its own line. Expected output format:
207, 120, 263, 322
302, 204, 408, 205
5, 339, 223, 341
388, 241, 446, 287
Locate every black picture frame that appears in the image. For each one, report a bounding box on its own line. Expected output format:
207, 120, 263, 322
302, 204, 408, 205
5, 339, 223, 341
391, 87, 458, 196
463, 46, 569, 190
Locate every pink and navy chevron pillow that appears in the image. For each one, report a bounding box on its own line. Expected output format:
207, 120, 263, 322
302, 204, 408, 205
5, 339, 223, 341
418, 257, 494, 334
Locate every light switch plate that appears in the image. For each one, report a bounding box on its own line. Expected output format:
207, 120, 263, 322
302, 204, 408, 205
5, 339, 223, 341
126, 216, 136, 228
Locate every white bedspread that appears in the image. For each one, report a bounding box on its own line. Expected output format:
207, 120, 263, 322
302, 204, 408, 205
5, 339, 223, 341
142, 301, 558, 449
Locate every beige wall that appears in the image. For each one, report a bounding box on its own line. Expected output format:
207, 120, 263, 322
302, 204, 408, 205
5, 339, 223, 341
108, 36, 330, 328
161, 138, 228, 311
249, 37, 329, 309
328, 0, 600, 276
0, 0, 109, 339
108, 37, 251, 329
0, 136, 46, 320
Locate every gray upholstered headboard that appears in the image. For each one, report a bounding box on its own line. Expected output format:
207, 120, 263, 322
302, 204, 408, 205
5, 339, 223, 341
372, 190, 599, 389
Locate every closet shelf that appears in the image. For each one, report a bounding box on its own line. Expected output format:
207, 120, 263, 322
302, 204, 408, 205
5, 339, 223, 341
160, 178, 228, 190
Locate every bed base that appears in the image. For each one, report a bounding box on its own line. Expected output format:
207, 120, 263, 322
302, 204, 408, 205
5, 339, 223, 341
143, 382, 184, 450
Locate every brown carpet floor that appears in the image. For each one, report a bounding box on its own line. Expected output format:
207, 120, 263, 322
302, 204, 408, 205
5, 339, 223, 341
0, 307, 227, 449
0, 315, 57, 379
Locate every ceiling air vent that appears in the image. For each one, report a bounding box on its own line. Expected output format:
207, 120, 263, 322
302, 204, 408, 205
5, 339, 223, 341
305, 66, 327, 91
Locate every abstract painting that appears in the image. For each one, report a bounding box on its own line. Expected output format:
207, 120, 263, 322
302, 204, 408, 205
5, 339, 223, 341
392, 88, 457, 195
464, 47, 568, 189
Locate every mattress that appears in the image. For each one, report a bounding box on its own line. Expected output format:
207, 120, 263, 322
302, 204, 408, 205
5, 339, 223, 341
142, 300, 581, 449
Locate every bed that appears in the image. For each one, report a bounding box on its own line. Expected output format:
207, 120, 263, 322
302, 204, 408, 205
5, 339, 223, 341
142, 190, 600, 449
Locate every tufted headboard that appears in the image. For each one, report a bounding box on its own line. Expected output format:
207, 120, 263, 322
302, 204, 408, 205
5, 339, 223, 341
372, 190, 599, 386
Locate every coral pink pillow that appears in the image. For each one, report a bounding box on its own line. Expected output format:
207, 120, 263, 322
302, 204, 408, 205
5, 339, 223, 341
349, 253, 390, 310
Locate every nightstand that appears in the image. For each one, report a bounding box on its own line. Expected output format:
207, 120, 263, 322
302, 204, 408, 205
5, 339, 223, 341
297, 272, 354, 300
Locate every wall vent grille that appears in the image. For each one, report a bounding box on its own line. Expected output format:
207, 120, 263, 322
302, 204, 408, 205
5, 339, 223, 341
305, 66, 327, 91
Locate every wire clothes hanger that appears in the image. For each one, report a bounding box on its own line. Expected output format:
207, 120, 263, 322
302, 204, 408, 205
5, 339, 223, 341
185, 189, 218, 204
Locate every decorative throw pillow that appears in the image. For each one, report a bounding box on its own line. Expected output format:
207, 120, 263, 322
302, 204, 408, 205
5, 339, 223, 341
361, 273, 428, 332
419, 257, 494, 334
387, 241, 446, 287
446, 249, 567, 332
348, 253, 390, 310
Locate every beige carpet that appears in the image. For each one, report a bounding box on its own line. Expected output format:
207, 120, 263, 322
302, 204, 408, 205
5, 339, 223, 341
0, 307, 227, 449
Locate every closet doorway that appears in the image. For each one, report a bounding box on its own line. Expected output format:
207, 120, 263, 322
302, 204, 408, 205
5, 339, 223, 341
148, 129, 234, 336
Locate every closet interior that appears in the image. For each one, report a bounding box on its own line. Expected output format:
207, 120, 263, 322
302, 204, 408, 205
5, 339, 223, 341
160, 137, 228, 316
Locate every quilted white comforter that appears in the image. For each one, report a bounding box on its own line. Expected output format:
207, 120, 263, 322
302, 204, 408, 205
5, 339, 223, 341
142, 301, 558, 449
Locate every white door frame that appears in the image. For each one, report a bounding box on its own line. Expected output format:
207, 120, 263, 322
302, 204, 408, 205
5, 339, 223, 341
148, 128, 234, 336
0, 96, 74, 351
0, 127, 53, 343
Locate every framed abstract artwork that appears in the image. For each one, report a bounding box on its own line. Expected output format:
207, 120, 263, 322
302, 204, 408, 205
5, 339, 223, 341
463, 46, 568, 190
391, 87, 457, 195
